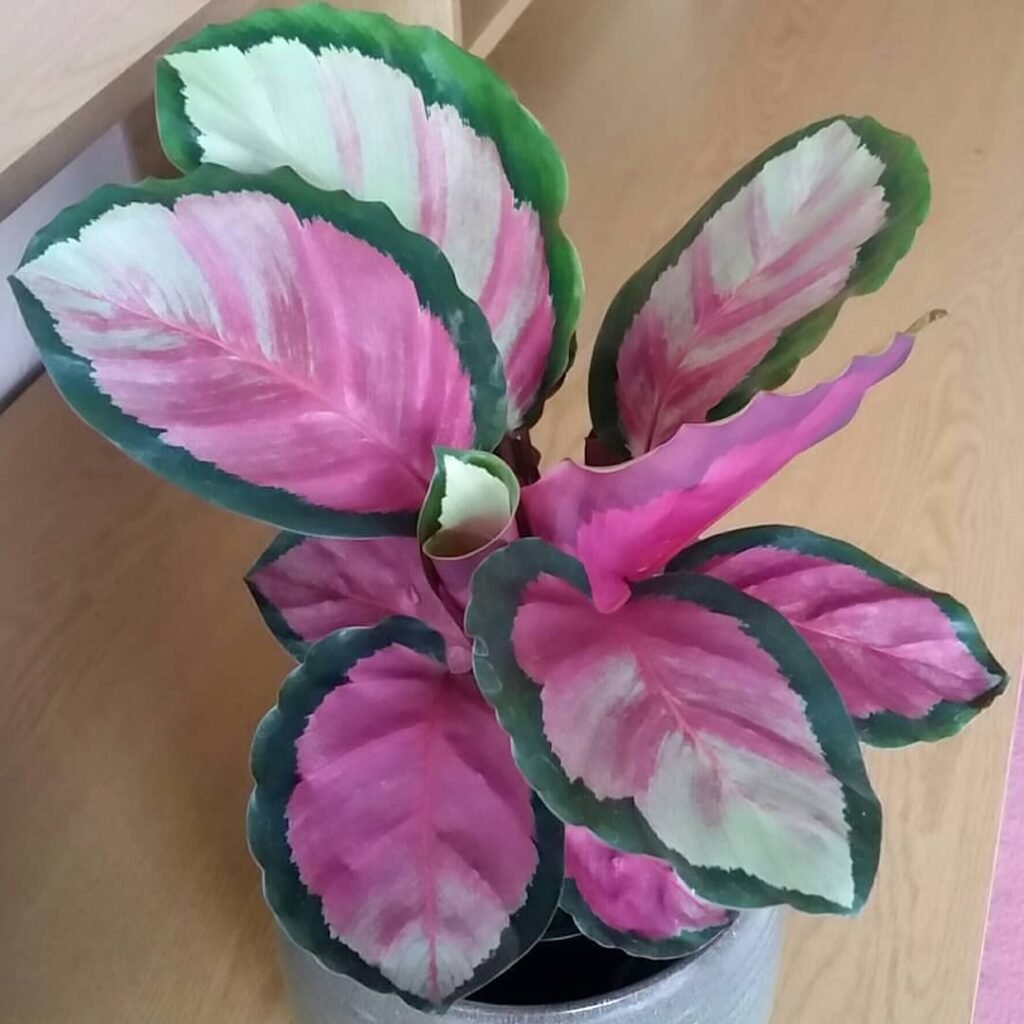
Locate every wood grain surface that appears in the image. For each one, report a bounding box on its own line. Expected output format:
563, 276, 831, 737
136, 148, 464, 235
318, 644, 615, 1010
0, 0, 460, 218
0, 0, 1021, 1022
0, 0, 246, 219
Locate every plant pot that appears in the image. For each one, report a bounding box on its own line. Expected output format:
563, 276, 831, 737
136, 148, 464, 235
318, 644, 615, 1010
276, 909, 783, 1024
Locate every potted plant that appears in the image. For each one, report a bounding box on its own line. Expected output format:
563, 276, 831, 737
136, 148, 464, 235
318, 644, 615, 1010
9, 6, 1008, 1022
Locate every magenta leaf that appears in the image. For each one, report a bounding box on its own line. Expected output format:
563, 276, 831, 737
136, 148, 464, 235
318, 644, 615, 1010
246, 532, 470, 672
590, 116, 929, 456
562, 825, 732, 957
466, 540, 881, 915
671, 526, 1008, 747
157, 6, 582, 427
524, 332, 915, 613
11, 165, 505, 536
249, 618, 563, 1009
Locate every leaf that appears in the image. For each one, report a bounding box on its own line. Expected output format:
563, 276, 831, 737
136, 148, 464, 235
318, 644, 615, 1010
11, 165, 505, 536
419, 447, 520, 609
246, 532, 471, 671
524, 332, 915, 613
248, 617, 563, 1009
466, 540, 881, 915
562, 825, 732, 958
589, 116, 929, 456
156, 3, 582, 427
672, 526, 1008, 747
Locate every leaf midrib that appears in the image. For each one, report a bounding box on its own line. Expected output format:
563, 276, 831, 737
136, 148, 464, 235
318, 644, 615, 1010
36, 274, 430, 483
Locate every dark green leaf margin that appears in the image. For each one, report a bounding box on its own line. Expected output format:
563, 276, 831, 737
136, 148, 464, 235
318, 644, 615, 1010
589, 115, 930, 458
466, 539, 882, 915
10, 164, 506, 537
671, 525, 1009, 748
248, 617, 565, 1012
156, 2, 583, 422
560, 880, 732, 960
245, 531, 309, 661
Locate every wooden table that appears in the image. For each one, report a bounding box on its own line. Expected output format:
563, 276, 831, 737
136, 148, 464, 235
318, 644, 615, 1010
2, 0, 1023, 1021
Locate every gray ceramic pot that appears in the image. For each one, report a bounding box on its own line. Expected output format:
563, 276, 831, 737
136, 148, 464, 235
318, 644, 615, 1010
277, 909, 783, 1024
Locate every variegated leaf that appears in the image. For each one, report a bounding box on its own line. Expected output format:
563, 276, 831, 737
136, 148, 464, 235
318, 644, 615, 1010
418, 447, 520, 609
11, 166, 505, 535
249, 618, 563, 1009
157, 4, 582, 426
672, 526, 1008, 747
562, 825, 732, 957
590, 116, 929, 456
466, 540, 881, 915
246, 532, 471, 671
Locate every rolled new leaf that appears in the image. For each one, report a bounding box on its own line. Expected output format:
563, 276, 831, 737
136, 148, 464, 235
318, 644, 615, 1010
246, 532, 471, 672
525, 333, 915, 613
467, 540, 881, 915
672, 526, 1008, 747
562, 825, 732, 958
11, 166, 505, 535
589, 116, 929, 457
419, 447, 520, 609
249, 618, 563, 1010
157, 3, 582, 427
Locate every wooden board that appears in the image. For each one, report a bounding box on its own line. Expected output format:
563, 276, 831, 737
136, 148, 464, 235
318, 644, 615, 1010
0, 0, 242, 219
1, 0, 1022, 1021
462, 0, 533, 56
0, 0, 459, 218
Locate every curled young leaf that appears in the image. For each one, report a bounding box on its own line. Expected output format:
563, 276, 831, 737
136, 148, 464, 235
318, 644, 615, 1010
466, 540, 881, 915
419, 448, 520, 609
524, 333, 915, 613
157, 4, 582, 426
249, 618, 563, 1009
11, 166, 505, 535
672, 526, 1008, 747
246, 532, 470, 671
589, 116, 929, 456
562, 825, 732, 958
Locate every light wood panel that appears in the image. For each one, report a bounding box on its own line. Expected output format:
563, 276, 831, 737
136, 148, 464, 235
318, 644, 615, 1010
0, 1, 1022, 1022
491, 2, 1024, 1021
0, 0, 460, 218
0, 0, 242, 219
462, 0, 533, 56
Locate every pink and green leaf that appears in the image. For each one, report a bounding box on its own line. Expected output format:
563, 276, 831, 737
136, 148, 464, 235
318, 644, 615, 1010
156, 3, 582, 427
671, 526, 1008, 747
589, 116, 929, 457
562, 825, 733, 958
418, 447, 521, 610
248, 617, 563, 1009
466, 540, 881, 915
525, 333, 915, 613
246, 532, 471, 672
11, 165, 505, 535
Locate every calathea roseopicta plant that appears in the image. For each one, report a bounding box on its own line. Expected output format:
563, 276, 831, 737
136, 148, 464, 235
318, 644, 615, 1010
8, 3, 1007, 1012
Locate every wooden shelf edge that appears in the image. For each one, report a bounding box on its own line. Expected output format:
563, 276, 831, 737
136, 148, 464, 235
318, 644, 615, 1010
465, 0, 534, 57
